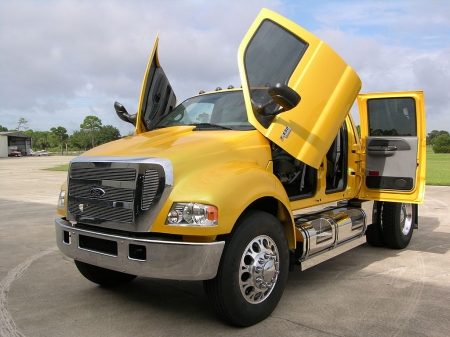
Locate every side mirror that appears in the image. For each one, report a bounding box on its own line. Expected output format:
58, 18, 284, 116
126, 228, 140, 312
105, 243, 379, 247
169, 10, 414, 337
268, 83, 301, 112
255, 83, 301, 116
114, 101, 136, 126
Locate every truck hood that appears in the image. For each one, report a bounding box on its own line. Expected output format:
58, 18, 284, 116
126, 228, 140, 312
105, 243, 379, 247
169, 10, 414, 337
82, 126, 270, 169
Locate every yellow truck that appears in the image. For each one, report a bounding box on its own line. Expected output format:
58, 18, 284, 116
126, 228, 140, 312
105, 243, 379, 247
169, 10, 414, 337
55, 9, 426, 326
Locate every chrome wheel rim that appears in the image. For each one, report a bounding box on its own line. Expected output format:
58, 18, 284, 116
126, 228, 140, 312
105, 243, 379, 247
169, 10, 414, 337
400, 203, 413, 235
239, 235, 280, 304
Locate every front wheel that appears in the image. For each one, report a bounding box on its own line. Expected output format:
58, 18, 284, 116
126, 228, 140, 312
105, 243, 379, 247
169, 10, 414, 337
382, 202, 414, 249
204, 210, 289, 327
75, 260, 137, 287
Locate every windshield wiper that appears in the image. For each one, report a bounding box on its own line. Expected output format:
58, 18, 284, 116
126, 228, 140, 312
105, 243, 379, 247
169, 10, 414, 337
190, 123, 233, 130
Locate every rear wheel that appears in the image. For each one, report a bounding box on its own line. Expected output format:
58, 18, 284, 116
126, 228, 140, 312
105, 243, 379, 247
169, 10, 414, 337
75, 260, 137, 287
382, 202, 414, 249
204, 210, 289, 327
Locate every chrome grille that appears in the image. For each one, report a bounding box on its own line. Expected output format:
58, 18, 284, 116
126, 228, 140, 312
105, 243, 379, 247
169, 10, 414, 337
70, 167, 136, 181
69, 182, 134, 202
66, 157, 172, 231
68, 162, 139, 224
69, 203, 133, 223
142, 169, 159, 210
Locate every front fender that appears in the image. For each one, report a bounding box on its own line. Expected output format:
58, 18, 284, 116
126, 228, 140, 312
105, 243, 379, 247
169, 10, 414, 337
150, 161, 294, 238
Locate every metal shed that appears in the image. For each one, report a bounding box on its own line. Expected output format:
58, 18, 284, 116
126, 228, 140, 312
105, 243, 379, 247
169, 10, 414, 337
0, 132, 32, 157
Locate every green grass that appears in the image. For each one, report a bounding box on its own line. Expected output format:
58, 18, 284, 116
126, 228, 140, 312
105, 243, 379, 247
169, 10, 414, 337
41, 148, 449, 185
43, 164, 69, 171
426, 147, 450, 186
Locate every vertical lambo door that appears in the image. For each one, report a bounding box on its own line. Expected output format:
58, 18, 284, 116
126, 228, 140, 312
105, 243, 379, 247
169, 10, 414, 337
238, 8, 362, 169
358, 91, 426, 203
135, 33, 177, 134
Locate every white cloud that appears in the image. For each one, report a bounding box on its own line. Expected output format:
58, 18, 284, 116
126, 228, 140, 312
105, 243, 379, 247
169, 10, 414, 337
0, 0, 281, 134
307, 0, 450, 132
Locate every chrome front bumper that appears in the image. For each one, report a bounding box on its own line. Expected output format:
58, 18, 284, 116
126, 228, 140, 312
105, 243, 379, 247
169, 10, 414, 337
55, 218, 225, 281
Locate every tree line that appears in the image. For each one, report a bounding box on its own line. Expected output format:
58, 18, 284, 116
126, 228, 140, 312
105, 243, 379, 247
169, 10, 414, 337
1, 119, 449, 154
0, 116, 124, 155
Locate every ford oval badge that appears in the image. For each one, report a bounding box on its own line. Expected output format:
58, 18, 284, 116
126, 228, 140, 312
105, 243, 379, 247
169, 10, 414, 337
90, 187, 106, 198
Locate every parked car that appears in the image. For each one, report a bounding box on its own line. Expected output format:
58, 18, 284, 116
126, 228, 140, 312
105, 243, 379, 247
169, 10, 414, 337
9, 150, 21, 157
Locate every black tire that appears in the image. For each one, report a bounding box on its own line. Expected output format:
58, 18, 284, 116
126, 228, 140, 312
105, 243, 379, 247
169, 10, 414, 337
382, 202, 414, 249
365, 201, 385, 247
203, 210, 289, 327
74, 260, 137, 287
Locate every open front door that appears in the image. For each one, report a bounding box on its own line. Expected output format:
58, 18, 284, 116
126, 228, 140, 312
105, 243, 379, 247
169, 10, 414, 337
135, 33, 177, 134
238, 9, 361, 168
358, 91, 426, 203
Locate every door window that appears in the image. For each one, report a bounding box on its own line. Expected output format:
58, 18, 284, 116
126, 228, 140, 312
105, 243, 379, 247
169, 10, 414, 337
367, 98, 416, 136
244, 20, 308, 117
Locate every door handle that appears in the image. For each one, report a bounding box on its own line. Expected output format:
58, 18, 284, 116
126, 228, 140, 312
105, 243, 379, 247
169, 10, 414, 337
367, 145, 397, 156
368, 145, 397, 151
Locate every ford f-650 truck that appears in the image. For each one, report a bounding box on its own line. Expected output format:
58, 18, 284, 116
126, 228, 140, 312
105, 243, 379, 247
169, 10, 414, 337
55, 9, 426, 326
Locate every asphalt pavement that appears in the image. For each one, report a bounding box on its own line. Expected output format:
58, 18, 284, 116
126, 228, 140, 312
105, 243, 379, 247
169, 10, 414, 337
1, 156, 449, 337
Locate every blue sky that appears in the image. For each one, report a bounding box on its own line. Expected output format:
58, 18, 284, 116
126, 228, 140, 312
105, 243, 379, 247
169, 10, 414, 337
1, 0, 449, 136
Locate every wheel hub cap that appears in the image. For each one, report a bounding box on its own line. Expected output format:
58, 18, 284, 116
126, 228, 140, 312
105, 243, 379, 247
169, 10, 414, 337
239, 235, 280, 304
400, 203, 413, 235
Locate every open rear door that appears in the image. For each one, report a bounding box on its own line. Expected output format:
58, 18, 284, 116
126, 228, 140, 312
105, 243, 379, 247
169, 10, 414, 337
358, 91, 426, 203
135, 33, 177, 134
238, 9, 361, 168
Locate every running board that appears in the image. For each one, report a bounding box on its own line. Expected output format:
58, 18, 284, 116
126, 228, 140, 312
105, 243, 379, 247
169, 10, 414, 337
299, 236, 366, 271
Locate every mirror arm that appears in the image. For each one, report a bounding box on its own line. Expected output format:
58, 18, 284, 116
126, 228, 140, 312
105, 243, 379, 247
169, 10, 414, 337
128, 113, 137, 125
253, 99, 286, 116
260, 106, 285, 116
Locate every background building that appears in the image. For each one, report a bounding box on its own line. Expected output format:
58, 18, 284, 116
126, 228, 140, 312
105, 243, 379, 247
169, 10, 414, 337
0, 132, 32, 157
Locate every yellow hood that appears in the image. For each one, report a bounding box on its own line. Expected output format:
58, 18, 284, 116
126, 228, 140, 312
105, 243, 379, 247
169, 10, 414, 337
82, 126, 271, 171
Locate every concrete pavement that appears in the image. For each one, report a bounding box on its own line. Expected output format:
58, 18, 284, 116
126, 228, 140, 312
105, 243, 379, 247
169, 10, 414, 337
1, 156, 449, 336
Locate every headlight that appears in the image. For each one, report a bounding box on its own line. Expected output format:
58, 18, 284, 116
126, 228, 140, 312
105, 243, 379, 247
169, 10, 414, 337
57, 190, 65, 209
166, 202, 218, 226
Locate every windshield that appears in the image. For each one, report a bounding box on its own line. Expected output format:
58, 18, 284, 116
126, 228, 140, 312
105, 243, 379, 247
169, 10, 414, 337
154, 91, 254, 130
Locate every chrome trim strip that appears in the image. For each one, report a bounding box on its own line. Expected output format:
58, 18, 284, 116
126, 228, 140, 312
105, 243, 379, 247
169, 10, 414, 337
300, 235, 366, 271
55, 218, 224, 281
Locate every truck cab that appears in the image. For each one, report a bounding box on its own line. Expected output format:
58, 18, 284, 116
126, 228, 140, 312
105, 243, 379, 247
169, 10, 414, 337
55, 9, 426, 327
